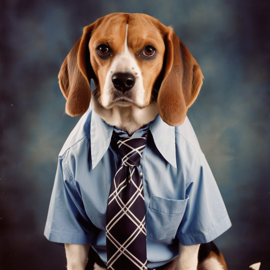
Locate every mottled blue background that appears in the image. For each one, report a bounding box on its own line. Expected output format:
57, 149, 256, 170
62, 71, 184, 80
0, 0, 269, 269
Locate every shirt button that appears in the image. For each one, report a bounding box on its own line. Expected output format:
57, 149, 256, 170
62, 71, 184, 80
139, 164, 141, 168
140, 172, 143, 178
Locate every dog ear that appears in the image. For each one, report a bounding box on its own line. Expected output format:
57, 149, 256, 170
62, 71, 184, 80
157, 27, 204, 126
58, 24, 97, 117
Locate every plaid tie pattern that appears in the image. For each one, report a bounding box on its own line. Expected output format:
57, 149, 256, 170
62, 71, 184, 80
106, 131, 148, 270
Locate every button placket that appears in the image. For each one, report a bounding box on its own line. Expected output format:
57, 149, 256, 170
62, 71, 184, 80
138, 164, 144, 179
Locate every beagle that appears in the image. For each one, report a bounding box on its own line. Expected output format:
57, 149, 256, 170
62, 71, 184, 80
58, 13, 228, 270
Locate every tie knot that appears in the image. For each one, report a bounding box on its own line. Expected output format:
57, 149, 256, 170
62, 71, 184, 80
117, 137, 147, 167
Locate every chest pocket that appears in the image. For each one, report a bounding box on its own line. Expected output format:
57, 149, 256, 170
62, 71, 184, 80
146, 195, 189, 242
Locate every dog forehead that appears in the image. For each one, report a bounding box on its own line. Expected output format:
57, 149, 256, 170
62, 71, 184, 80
128, 16, 164, 48
90, 14, 127, 47
128, 13, 162, 31
90, 13, 164, 49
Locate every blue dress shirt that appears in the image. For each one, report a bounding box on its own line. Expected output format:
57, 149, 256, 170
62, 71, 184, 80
44, 106, 231, 268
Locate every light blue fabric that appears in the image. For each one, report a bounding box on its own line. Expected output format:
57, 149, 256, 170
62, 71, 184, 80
44, 106, 231, 268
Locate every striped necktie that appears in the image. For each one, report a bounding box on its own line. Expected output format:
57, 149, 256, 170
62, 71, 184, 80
106, 131, 148, 270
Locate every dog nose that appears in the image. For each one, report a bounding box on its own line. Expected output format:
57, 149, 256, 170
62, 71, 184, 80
112, 73, 135, 93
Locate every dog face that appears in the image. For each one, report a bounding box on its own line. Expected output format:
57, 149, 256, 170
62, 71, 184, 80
89, 14, 165, 110
58, 13, 203, 127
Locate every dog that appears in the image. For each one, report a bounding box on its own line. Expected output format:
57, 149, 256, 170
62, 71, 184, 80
45, 13, 232, 270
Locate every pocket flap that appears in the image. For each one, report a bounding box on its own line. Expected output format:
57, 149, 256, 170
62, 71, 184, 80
149, 196, 189, 215
146, 195, 189, 241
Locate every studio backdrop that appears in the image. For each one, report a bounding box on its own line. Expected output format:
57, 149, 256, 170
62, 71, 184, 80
0, 0, 269, 269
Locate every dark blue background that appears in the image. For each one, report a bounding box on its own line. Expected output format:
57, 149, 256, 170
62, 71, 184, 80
0, 0, 269, 269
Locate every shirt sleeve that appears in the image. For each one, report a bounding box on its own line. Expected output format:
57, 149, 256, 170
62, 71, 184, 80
44, 155, 100, 244
176, 154, 231, 245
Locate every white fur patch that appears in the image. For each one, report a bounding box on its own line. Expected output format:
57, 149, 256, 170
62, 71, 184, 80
92, 95, 158, 134
124, 23, 128, 53
179, 243, 200, 270
200, 257, 224, 270
249, 262, 261, 270
101, 24, 145, 108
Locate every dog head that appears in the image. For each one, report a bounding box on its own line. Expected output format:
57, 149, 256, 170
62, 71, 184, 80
58, 13, 203, 128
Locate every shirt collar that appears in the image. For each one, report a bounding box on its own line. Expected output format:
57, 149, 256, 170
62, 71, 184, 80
90, 110, 114, 169
149, 115, 177, 168
90, 110, 177, 169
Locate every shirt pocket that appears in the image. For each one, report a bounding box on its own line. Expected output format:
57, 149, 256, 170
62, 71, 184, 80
146, 195, 189, 242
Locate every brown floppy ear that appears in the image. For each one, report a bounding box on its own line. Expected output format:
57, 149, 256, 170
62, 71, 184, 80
58, 24, 97, 117
157, 27, 204, 126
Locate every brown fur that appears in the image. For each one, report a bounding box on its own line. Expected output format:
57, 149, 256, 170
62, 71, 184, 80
197, 251, 228, 270
58, 13, 203, 126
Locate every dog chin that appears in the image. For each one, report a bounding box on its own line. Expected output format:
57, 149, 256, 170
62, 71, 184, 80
106, 99, 145, 109
91, 94, 158, 134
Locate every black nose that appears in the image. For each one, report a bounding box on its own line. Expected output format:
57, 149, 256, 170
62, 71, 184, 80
112, 73, 135, 93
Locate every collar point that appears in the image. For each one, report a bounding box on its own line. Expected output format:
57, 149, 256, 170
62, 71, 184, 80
171, 162, 177, 169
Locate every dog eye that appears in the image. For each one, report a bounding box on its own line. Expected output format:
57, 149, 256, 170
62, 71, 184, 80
96, 44, 111, 57
142, 45, 156, 58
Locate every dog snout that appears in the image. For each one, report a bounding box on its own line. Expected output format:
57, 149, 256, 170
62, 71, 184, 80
112, 73, 135, 93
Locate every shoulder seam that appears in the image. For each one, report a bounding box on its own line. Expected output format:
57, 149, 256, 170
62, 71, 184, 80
175, 129, 205, 188
62, 151, 74, 180
59, 135, 88, 158
175, 129, 205, 159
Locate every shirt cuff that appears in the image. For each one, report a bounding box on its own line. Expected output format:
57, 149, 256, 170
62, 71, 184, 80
44, 223, 96, 245
177, 216, 232, 245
